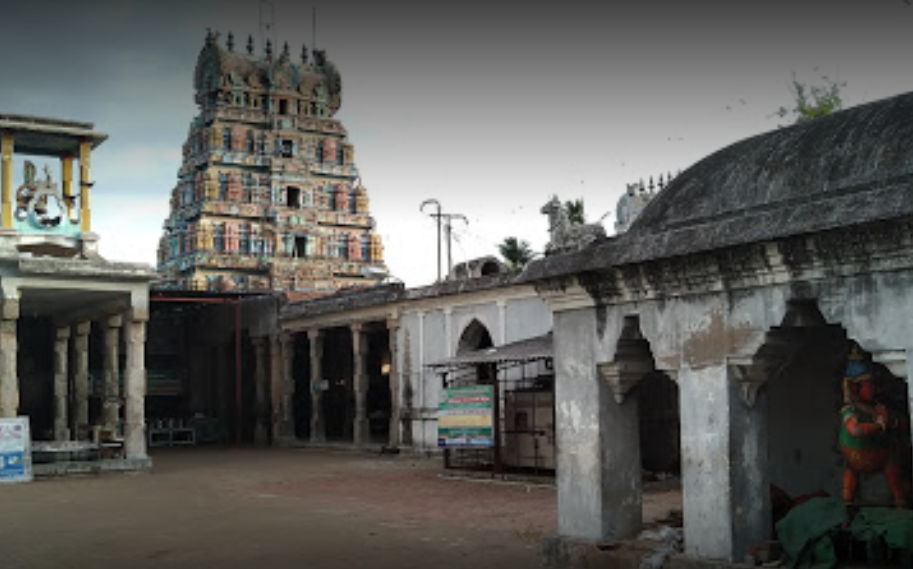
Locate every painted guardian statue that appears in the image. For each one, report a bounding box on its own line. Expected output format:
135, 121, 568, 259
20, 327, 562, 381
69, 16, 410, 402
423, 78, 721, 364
839, 342, 912, 508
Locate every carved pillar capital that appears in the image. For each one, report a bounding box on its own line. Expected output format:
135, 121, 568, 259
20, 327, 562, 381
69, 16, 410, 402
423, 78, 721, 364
598, 358, 654, 405
73, 320, 91, 337
728, 352, 786, 409
597, 325, 655, 405
1, 298, 18, 321
728, 328, 795, 408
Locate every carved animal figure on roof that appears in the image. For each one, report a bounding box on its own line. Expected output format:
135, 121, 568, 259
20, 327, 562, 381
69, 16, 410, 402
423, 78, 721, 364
541, 195, 606, 255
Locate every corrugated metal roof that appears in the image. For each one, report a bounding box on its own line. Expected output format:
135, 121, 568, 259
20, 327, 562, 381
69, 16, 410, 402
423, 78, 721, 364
427, 333, 552, 368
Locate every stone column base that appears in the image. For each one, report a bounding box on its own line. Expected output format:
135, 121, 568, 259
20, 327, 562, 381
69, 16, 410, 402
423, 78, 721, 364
543, 535, 746, 569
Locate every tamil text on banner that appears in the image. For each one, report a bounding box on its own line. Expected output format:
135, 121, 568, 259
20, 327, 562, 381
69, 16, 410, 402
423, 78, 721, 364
0, 417, 32, 483
438, 385, 493, 448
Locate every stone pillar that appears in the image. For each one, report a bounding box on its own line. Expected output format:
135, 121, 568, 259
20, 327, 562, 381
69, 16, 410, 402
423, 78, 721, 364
0, 298, 18, 417
554, 307, 643, 543
123, 316, 148, 459
78, 139, 92, 232
308, 329, 325, 443
101, 315, 122, 431
276, 333, 295, 443
53, 326, 71, 440
443, 307, 453, 357
497, 299, 507, 345
679, 363, 770, 561
352, 323, 369, 447
71, 321, 91, 432
269, 334, 285, 444
386, 318, 400, 448
906, 351, 913, 449
252, 337, 269, 445
1, 133, 13, 229
61, 154, 74, 222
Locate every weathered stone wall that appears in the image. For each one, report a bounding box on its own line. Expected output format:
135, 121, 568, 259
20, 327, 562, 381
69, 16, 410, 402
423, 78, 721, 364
541, 247, 913, 561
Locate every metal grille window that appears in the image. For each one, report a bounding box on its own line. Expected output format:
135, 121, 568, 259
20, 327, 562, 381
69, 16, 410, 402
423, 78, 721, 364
338, 234, 348, 259
243, 174, 255, 202
428, 334, 556, 480
213, 223, 225, 252
218, 173, 228, 201
361, 234, 371, 260
239, 225, 250, 254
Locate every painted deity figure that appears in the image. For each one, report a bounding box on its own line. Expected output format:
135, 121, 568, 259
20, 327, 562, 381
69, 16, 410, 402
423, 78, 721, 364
839, 343, 912, 508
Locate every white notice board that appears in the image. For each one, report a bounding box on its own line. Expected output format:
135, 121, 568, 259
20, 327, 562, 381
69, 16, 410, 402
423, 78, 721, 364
0, 417, 32, 483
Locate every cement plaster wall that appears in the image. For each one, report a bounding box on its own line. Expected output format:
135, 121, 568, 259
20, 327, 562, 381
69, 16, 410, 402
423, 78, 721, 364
553, 307, 604, 541
504, 297, 553, 343
678, 364, 734, 559
815, 271, 913, 354
397, 295, 552, 450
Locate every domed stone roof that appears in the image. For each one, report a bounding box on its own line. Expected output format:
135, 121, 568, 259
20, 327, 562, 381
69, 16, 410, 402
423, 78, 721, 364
628, 91, 913, 256
522, 90, 913, 281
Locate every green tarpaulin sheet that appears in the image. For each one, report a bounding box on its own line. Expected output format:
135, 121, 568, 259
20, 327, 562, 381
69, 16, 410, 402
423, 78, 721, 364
777, 497, 913, 569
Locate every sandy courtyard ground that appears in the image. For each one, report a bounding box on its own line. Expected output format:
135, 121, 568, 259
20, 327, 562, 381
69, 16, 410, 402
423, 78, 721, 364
1, 447, 681, 569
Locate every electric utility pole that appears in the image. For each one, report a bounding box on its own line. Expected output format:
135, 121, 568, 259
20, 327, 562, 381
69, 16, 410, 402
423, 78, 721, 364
441, 213, 468, 277
420, 200, 468, 281
420, 199, 442, 281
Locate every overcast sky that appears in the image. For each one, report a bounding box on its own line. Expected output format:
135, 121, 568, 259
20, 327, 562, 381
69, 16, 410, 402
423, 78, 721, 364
2, 1, 912, 286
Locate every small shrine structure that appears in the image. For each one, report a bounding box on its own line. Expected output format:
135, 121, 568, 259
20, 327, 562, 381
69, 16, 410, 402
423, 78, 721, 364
522, 90, 913, 564
0, 114, 156, 473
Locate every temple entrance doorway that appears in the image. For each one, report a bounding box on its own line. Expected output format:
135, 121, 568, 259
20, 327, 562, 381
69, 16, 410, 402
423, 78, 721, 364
322, 327, 353, 442
365, 325, 392, 445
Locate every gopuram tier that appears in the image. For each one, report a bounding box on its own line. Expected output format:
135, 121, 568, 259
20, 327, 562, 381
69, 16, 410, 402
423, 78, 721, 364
157, 31, 386, 293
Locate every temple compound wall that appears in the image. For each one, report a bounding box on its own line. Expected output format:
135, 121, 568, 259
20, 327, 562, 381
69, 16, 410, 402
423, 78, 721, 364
157, 31, 387, 294
522, 90, 913, 562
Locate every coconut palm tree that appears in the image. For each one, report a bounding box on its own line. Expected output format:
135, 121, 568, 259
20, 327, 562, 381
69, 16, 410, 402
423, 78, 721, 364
498, 237, 535, 271
564, 199, 586, 225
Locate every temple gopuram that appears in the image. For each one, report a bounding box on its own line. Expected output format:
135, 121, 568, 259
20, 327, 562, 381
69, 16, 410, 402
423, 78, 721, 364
157, 31, 387, 294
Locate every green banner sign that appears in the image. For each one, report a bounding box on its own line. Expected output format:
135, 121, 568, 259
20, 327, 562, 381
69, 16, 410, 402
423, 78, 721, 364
438, 385, 493, 448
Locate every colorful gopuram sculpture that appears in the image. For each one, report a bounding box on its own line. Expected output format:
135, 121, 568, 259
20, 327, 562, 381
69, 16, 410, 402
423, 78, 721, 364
839, 342, 911, 508
157, 31, 387, 293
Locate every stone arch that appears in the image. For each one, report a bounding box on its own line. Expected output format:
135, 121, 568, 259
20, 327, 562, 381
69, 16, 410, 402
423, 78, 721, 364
598, 315, 655, 404
608, 314, 683, 475
729, 298, 912, 555
479, 259, 502, 277
457, 318, 494, 356
592, 314, 681, 541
